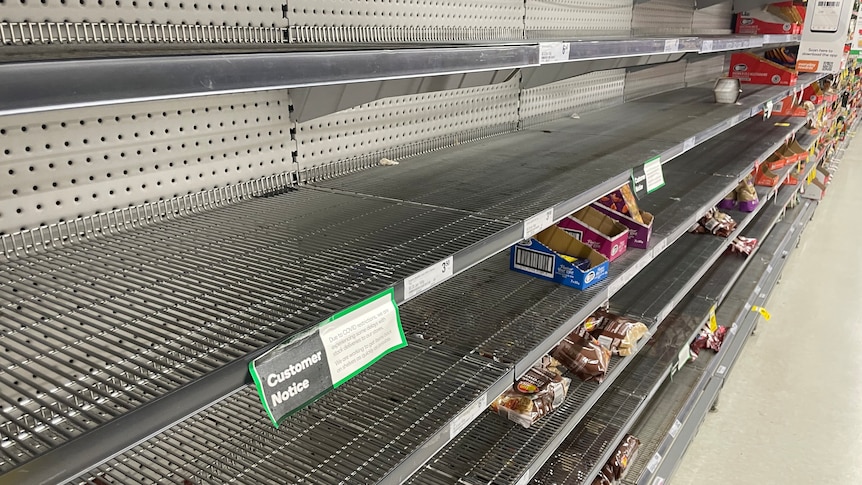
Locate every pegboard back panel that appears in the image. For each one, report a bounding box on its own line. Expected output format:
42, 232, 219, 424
285, 0, 524, 43
0, 90, 293, 236
520, 69, 626, 127
294, 77, 521, 179
685, 54, 728, 86
525, 0, 633, 39
632, 0, 695, 36
624, 61, 687, 101
0, 0, 285, 45
692, 1, 733, 34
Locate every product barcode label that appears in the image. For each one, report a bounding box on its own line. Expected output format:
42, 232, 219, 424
513, 247, 555, 277
717, 365, 727, 375
817, 1, 839, 7
664, 39, 680, 52
561, 228, 584, 241
524, 208, 555, 239
450, 393, 488, 438
646, 452, 662, 473
669, 419, 682, 438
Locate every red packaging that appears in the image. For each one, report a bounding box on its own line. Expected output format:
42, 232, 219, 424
729, 53, 798, 86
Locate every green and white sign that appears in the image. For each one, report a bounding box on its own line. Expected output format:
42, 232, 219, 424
630, 156, 665, 197
250, 289, 407, 427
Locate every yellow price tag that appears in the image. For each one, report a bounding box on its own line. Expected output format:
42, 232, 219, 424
751, 306, 771, 321
708, 305, 718, 332
773, 122, 791, 127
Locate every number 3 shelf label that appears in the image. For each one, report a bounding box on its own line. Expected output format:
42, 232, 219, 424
249, 289, 407, 427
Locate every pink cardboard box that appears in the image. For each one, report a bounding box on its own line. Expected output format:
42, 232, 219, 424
590, 203, 654, 250
557, 206, 629, 261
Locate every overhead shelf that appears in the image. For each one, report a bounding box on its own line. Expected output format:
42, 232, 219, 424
314, 74, 821, 218
0, 35, 804, 117
402, 118, 804, 485
0, 75, 818, 484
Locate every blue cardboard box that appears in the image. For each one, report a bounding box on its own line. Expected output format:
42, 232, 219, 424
510, 226, 610, 290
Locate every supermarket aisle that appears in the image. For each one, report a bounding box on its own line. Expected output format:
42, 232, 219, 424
673, 135, 862, 484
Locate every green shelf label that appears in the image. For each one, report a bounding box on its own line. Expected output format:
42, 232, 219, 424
249, 289, 406, 427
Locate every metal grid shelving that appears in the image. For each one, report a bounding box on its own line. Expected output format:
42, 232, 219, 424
626, 199, 818, 485
0, 62, 826, 484
0, 72, 814, 480
528, 186, 806, 485
0, 100, 790, 485
397, 118, 808, 485
524, 124, 827, 485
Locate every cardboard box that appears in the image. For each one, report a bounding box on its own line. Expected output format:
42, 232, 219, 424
729, 52, 798, 86
556, 206, 629, 261
803, 83, 824, 104
510, 226, 609, 290
735, 11, 802, 35
590, 203, 654, 250
771, 95, 809, 117
596, 185, 644, 224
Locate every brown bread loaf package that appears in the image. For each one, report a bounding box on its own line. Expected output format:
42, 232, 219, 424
489, 362, 571, 428
692, 208, 737, 238
589, 310, 649, 356
551, 326, 611, 383
601, 434, 641, 482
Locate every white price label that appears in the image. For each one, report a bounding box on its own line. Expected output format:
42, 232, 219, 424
766, 265, 773, 274
404, 256, 454, 300
515, 470, 532, 485
669, 419, 682, 438
701, 39, 714, 52
539, 42, 571, 64
644, 157, 665, 193
677, 345, 689, 371
683, 137, 696, 151
524, 208, 555, 239
655, 478, 666, 485
646, 453, 663, 473
754, 285, 761, 295
717, 365, 727, 375
450, 393, 487, 439
664, 39, 680, 52
730, 323, 738, 335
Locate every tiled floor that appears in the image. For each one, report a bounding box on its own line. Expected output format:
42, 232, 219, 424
674, 134, 862, 484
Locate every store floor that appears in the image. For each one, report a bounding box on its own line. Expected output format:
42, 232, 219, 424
673, 135, 862, 484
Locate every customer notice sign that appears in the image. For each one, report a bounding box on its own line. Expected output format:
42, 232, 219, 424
250, 289, 407, 427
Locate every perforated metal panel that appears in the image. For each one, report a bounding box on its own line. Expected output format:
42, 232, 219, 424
0, 90, 293, 236
624, 61, 688, 101
285, 0, 524, 43
525, 0, 633, 39
632, 0, 696, 36
520, 69, 626, 127
685, 54, 728, 86
692, 1, 733, 34
294, 76, 521, 179
0, 0, 284, 45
